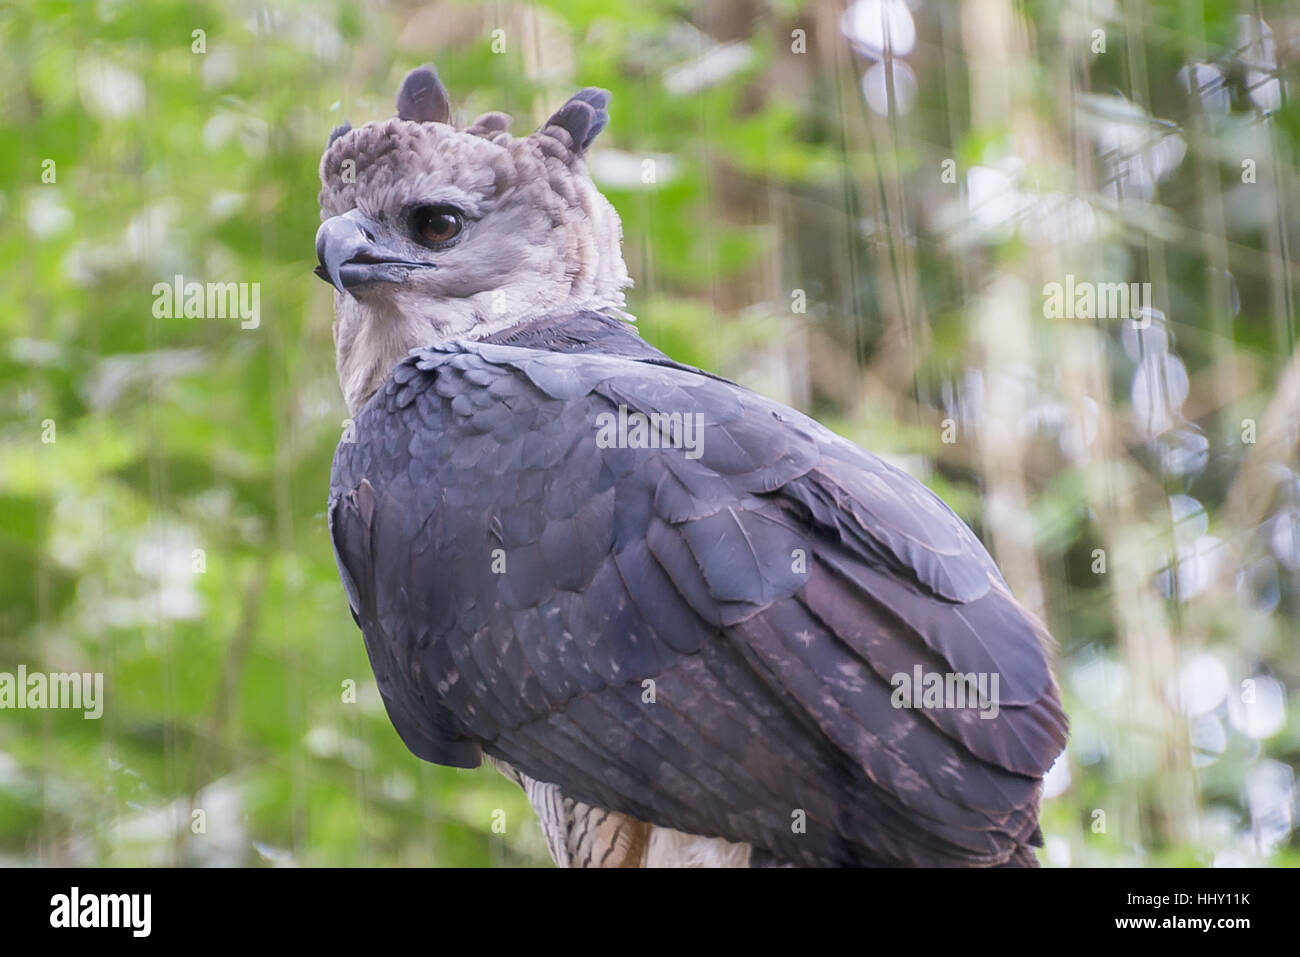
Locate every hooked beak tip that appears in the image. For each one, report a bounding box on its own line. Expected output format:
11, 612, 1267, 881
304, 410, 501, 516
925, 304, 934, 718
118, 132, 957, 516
313, 262, 351, 298
315, 212, 431, 297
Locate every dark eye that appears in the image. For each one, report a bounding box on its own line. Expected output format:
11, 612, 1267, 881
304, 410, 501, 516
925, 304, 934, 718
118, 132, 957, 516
412, 205, 463, 246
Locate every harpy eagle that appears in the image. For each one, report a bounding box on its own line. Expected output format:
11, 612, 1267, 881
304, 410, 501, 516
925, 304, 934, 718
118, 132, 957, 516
316, 66, 1068, 867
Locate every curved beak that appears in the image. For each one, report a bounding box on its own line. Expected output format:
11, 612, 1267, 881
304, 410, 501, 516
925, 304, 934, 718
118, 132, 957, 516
314, 209, 434, 297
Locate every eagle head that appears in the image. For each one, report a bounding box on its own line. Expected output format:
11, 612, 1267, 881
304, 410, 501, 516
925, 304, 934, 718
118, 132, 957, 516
316, 66, 631, 413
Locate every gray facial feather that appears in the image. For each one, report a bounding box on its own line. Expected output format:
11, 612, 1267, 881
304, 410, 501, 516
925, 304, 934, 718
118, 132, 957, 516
318, 71, 631, 413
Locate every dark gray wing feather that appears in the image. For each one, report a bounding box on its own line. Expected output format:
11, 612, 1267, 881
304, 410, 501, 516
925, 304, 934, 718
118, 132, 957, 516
329, 331, 1067, 866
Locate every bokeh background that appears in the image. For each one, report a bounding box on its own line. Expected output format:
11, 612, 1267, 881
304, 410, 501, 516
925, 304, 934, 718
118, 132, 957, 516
1, 0, 1297, 866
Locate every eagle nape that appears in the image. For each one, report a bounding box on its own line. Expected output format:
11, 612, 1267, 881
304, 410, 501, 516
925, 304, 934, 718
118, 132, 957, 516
317, 64, 1068, 868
